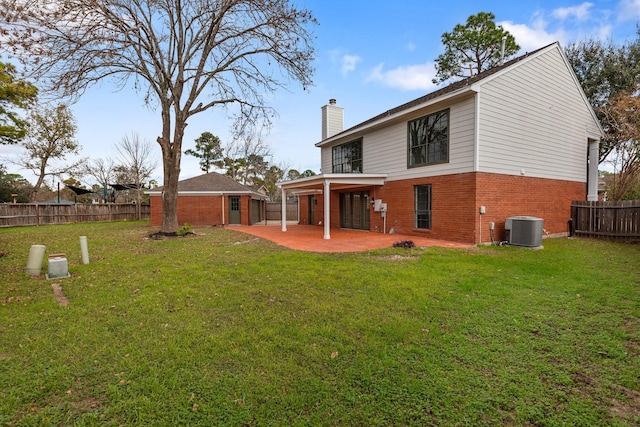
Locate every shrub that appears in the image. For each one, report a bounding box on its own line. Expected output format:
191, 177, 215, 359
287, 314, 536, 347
177, 223, 192, 236
392, 240, 415, 248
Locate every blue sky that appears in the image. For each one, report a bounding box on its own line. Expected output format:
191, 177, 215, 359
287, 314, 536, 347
4, 0, 640, 185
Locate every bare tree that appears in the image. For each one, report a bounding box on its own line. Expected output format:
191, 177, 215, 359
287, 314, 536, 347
0, 0, 316, 233
17, 103, 84, 202
115, 132, 156, 218
224, 133, 272, 185
565, 32, 640, 163
85, 158, 115, 203
601, 90, 640, 200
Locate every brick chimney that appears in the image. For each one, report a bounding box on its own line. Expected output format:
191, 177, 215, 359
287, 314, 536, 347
321, 98, 343, 140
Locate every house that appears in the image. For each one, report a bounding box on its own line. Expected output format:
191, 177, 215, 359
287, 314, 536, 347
147, 172, 267, 227
278, 42, 603, 244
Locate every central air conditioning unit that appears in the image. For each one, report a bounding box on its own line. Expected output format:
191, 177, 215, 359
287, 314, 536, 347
505, 216, 543, 247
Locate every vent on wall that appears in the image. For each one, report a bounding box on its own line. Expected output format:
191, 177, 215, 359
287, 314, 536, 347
505, 216, 543, 247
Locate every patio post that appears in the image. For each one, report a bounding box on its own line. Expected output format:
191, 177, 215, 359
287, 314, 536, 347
281, 187, 287, 232
323, 180, 330, 239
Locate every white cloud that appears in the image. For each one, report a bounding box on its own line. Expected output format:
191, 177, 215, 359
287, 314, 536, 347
341, 54, 361, 76
617, 0, 640, 21
366, 62, 436, 91
595, 24, 614, 40
328, 50, 362, 77
362, 2, 630, 93
501, 19, 564, 52
500, 2, 622, 53
552, 2, 594, 21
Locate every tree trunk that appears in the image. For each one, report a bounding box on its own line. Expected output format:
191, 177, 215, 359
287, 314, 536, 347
159, 111, 186, 234
135, 173, 142, 220
136, 185, 142, 220
160, 146, 180, 233
29, 164, 47, 202
161, 170, 179, 232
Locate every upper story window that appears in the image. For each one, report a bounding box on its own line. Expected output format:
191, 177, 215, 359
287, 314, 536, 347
408, 109, 449, 167
332, 139, 363, 173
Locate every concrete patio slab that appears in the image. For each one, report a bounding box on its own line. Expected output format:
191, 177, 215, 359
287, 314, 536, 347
231, 224, 472, 253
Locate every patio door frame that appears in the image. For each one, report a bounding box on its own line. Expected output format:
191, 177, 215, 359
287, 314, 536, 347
308, 195, 315, 225
340, 191, 370, 230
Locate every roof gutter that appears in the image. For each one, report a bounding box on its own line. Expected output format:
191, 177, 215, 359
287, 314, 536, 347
278, 173, 387, 190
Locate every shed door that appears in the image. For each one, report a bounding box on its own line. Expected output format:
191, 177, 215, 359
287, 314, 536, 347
229, 196, 241, 224
251, 199, 262, 224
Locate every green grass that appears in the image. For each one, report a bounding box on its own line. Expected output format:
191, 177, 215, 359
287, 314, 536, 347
1, 221, 639, 426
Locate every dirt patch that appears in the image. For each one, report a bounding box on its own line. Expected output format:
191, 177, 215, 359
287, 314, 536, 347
232, 238, 260, 246
51, 283, 70, 307
72, 396, 102, 412
610, 386, 640, 421
2, 295, 31, 305
367, 253, 420, 261
146, 231, 196, 240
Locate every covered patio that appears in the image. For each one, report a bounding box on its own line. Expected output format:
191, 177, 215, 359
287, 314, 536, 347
232, 224, 472, 253
278, 173, 388, 240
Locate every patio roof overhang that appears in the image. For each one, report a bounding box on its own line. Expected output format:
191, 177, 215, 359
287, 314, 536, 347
277, 173, 387, 240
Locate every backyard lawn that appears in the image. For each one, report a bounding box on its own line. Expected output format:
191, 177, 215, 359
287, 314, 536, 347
1, 221, 639, 426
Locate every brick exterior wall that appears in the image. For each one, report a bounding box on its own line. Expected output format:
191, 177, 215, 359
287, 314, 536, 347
474, 173, 585, 243
296, 172, 586, 244
298, 195, 317, 226
149, 195, 254, 227
298, 196, 310, 225
149, 196, 162, 226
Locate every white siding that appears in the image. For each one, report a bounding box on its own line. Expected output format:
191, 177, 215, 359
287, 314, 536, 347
477, 47, 597, 182
320, 144, 332, 174
321, 103, 344, 140
320, 96, 476, 180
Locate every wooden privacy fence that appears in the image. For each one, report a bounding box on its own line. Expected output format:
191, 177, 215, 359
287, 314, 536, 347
571, 200, 640, 240
0, 203, 150, 228
265, 201, 298, 221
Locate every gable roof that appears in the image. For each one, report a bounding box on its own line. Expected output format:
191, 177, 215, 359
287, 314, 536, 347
147, 171, 262, 195
317, 42, 602, 146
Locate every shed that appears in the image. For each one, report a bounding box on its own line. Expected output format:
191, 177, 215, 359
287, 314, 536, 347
146, 172, 267, 227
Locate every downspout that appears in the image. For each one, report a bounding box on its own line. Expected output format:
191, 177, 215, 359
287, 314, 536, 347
474, 90, 481, 245
587, 139, 599, 201
281, 187, 287, 232
474, 90, 481, 172
222, 195, 225, 225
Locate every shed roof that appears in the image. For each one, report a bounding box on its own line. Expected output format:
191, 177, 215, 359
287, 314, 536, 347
147, 172, 261, 195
